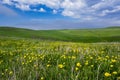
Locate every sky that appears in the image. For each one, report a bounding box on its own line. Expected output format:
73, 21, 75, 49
0, 0, 120, 30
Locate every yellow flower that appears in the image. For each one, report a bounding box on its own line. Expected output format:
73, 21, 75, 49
111, 59, 116, 63
110, 65, 113, 67
76, 62, 81, 67
5, 69, 8, 72
105, 56, 109, 58
61, 55, 66, 59
58, 64, 64, 69
101, 51, 104, 53
34, 64, 37, 67
71, 56, 76, 59
24, 55, 26, 58
91, 65, 94, 67
85, 61, 88, 65
22, 62, 25, 65
104, 72, 111, 77
46, 64, 51, 67
90, 57, 93, 59
9, 71, 13, 75
112, 71, 117, 75
0, 60, 3, 64
75, 67, 79, 71
2, 73, 4, 75
40, 77, 44, 80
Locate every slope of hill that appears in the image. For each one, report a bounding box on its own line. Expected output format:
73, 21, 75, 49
0, 26, 120, 42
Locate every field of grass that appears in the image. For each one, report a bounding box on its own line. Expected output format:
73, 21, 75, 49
0, 27, 120, 42
0, 37, 120, 80
0, 27, 120, 80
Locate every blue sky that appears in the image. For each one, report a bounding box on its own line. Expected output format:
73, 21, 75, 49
0, 0, 120, 30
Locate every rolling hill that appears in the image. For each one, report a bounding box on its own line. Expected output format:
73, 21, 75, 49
0, 26, 120, 42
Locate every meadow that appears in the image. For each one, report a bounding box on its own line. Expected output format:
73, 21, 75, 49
0, 37, 120, 80
0, 27, 120, 42
0, 27, 120, 80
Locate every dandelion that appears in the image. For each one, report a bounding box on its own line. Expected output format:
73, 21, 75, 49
105, 56, 109, 58
40, 77, 44, 80
112, 71, 117, 75
75, 67, 79, 71
85, 61, 88, 65
5, 69, 8, 72
0, 60, 3, 64
24, 55, 26, 58
90, 57, 93, 59
110, 65, 113, 67
9, 71, 13, 75
71, 56, 76, 59
101, 51, 104, 54
91, 65, 94, 67
34, 64, 37, 68
22, 62, 25, 65
104, 72, 111, 77
61, 55, 66, 59
76, 62, 81, 67
111, 59, 116, 63
58, 64, 64, 69
63, 62, 65, 64
2, 73, 4, 75
46, 64, 51, 67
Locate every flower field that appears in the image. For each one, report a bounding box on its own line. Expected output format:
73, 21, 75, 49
0, 38, 120, 80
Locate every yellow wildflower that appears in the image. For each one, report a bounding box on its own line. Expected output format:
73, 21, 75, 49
111, 59, 116, 63
110, 65, 113, 67
91, 65, 94, 67
9, 71, 13, 75
90, 57, 93, 59
112, 71, 117, 75
75, 67, 79, 71
40, 77, 44, 80
71, 56, 76, 59
85, 61, 88, 65
76, 62, 81, 67
5, 69, 8, 72
46, 64, 51, 67
2, 73, 4, 75
104, 72, 111, 77
58, 64, 64, 69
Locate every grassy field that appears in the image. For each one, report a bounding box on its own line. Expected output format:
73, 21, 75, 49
0, 27, 120, 80
0, 27, 120, 42
0, 37, 120, 80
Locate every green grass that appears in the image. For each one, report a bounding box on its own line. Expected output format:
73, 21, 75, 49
0, 26, 120, 80
0, 38, 120, 80
0, 26, 120, 42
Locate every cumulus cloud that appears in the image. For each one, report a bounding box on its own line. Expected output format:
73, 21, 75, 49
15, 4, 30, 11
1, 0, 120, 19
39, 8, 46, 12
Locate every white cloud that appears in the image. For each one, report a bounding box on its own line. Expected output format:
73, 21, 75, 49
39, 8, 46, 12
1, 0, 120, 19
100, 6, 120, 16
53, 9, 57, 14
61, 0, 86, 18
1, 0, 12, 5
15, 4, 30, 11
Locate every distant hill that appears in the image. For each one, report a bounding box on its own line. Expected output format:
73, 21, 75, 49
106, 26, 120, 28
0, 26, 120, 42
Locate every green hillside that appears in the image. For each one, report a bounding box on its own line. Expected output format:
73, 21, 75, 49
0, 26, 120, 42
